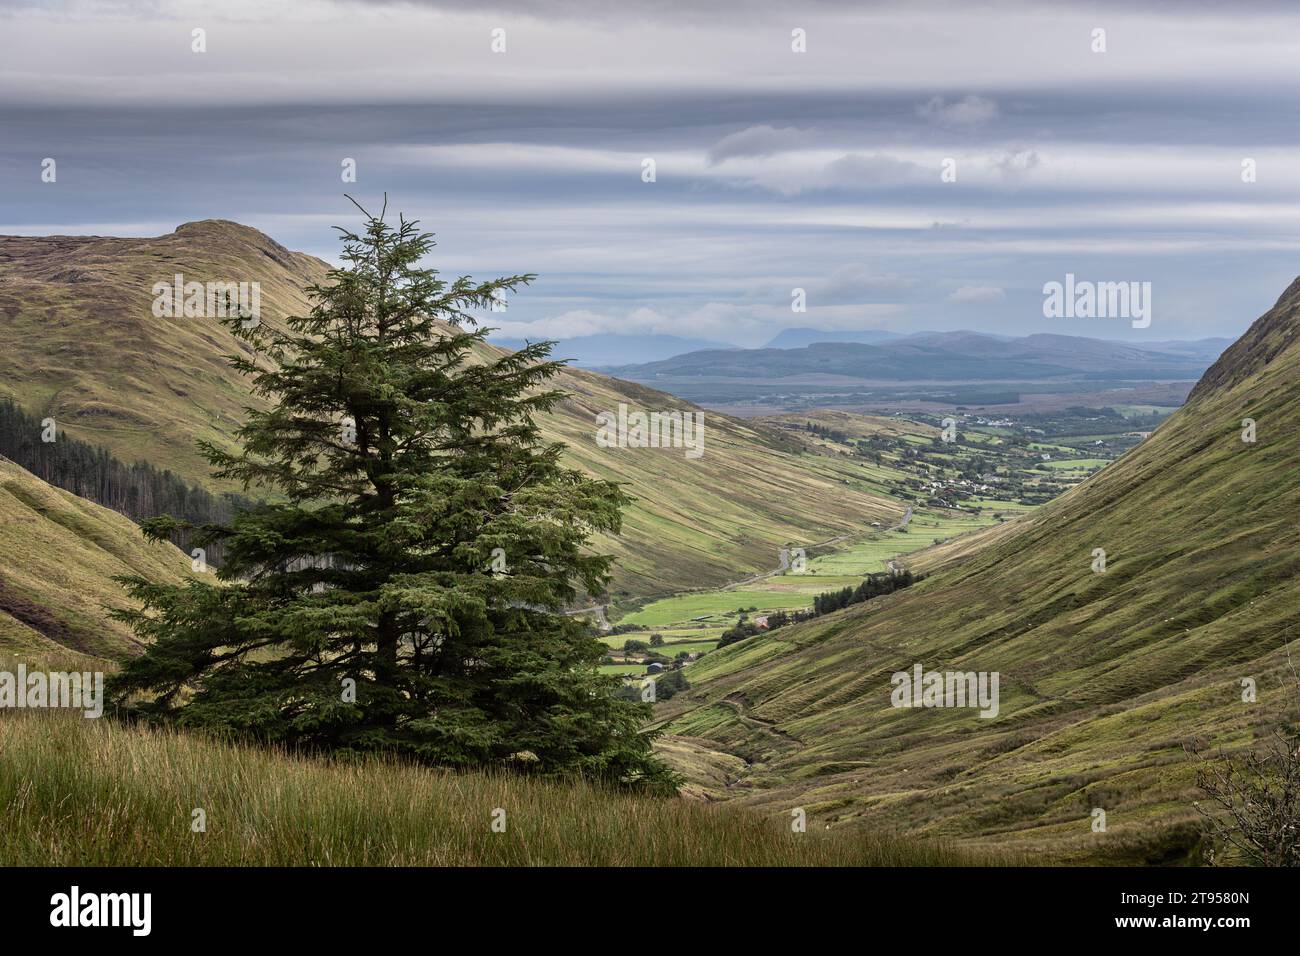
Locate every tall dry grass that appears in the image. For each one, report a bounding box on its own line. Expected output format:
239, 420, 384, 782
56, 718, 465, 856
0, 711, 990, 866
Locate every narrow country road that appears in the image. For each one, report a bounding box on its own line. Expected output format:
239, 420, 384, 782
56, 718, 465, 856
565, 602, 610, 631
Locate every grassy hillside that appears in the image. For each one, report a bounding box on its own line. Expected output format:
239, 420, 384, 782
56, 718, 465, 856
0, 709, 992, 866
655, 278, 1300, 863
0, 223, 901, 597
506, 361, 901, 596
0, 222, 327, 483
0, 457, 195, 661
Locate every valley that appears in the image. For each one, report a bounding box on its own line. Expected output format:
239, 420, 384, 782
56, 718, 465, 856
596, 404, 1149, 677
638, 279, 1300, 864
0, 217, 1293, 868
8, 0, 1300, 896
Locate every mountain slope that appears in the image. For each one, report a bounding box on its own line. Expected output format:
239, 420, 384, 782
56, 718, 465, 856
0, 222, 328, 484
526, 366, 902, 595
0, 223, 902, 597
657, 279, 1300, 862
0, 457, 195, 661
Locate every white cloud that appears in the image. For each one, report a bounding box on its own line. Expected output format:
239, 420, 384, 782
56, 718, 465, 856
947, 285, 1006, 304
707, 125, 809, 165
993, 148, 1040, 179
492, 304, 766, 344
804, 265, 915, 304
490, 296, 910, 347
386, 140, 1300, 200
12, 7, 1300, 109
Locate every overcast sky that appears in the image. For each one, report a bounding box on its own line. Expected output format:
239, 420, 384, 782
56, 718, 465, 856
3, 0, 1300, 348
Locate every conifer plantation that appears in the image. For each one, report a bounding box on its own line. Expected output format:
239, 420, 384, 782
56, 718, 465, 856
108, 203, 672, 790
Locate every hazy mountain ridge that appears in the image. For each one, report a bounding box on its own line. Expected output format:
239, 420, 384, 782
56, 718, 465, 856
604, 330, 1225, 383
761, 328, 905, 349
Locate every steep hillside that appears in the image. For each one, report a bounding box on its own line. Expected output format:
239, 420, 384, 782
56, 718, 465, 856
657, 279, 1300, 863
1186, 278, 1300, 401
0, 222, 328, 484
0, 457, 195, 661
529, 366, 902, 595
0, 223, 902, 597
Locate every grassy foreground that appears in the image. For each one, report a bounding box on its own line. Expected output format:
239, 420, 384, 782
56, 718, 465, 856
0, 712, 988, 867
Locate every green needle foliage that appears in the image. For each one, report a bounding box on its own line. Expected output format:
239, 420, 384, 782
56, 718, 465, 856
110, 201, 672, 790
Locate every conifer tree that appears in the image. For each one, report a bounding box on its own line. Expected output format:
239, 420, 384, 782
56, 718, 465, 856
110, 201, 672, 789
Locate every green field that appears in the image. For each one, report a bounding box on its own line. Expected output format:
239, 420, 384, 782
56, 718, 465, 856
599, 629, 721, 648
621, 589, 816, 628
600, 664, 649, 676
967, 498, 1036, 512
1039, 458, 1110, 470
644, 640, 716, 656
602, 503, 1018, 676
1028, 441, 1078, 453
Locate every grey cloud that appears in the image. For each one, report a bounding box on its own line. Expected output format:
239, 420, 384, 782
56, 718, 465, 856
2, 1, 1296, 348
917, 95, 999, 127
993, 148, 1040, 180
814, 266, 916, 304
948, 285, 1006, 304
819, 153, 927, 188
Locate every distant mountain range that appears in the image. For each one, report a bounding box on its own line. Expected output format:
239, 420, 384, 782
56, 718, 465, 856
761, 327, 905, 349
489, 332, 734, 367
492, 326, 1233, 377
489, 329, 904, 367
601, 331, 1230, 382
